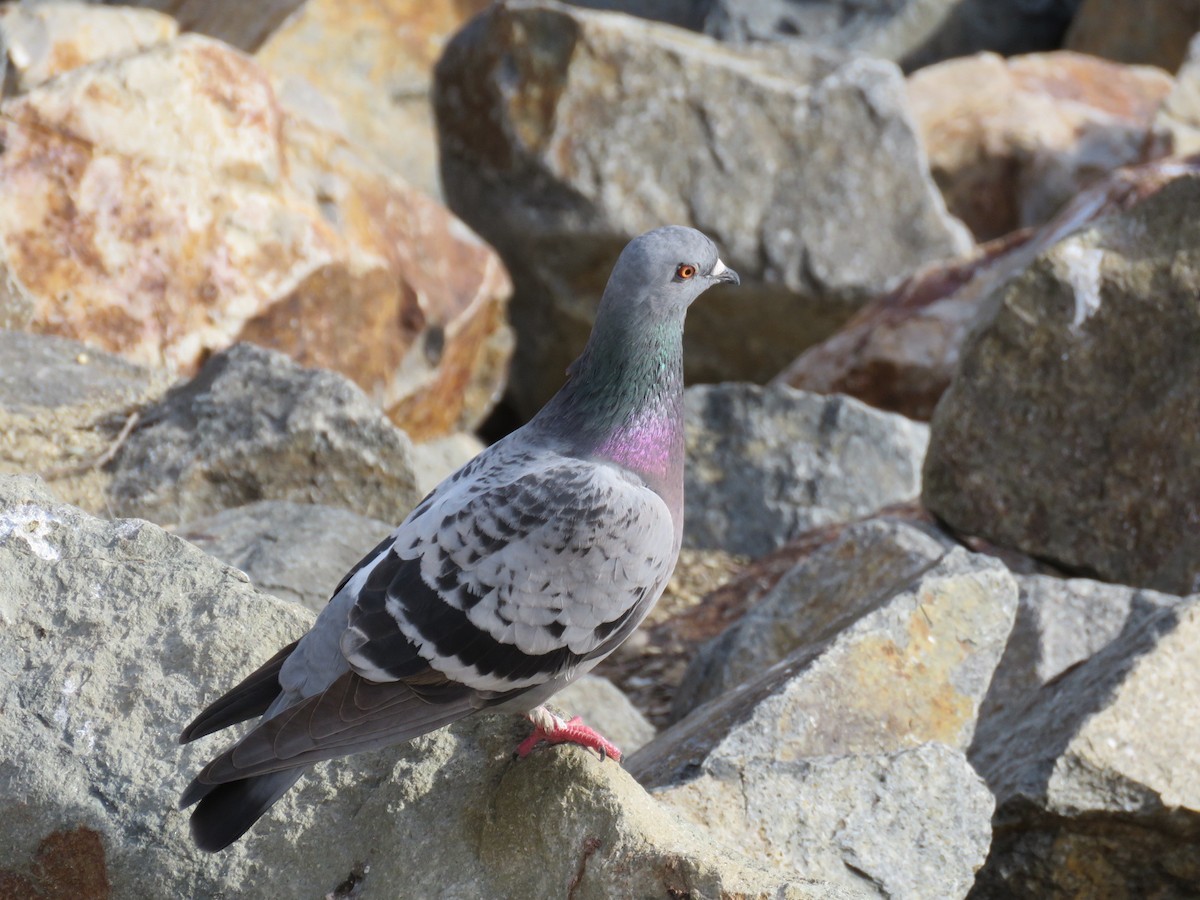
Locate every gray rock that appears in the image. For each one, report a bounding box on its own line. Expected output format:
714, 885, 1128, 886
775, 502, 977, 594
658, 743, 993, 900
0, 330, 171, 513
922, 170, 1200, 595
970, 596, 1200, 898
553, 675, 657, 755
684, 383, 929, 557
0, 475, 852, 898
97, 0, 305, 52
176, 500, 393, 614
107, 343, 421, 527
975, 575, 1184, 728
435, 0, 969, 417
564, 0, 708, 29
631, 548, 1014, 898
702, 0, 1081, 69
631, 548, 1017, 783
674, 516, 954, 718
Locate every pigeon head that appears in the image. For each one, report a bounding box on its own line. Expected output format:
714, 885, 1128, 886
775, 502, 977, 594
599, 225, 740, 319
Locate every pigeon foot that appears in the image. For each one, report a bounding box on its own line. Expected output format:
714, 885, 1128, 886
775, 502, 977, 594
517, 706, 622, 762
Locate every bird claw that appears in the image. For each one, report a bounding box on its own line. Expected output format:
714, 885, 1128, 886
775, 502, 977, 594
517, 712, 623, 762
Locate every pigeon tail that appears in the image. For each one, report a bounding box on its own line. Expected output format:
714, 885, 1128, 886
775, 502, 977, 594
186, 768, 306, 853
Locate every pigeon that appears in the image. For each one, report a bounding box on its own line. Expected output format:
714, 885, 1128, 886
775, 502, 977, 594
178, 225, 739, 852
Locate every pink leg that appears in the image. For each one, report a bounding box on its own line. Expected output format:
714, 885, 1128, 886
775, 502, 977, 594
517, 707, 623, 762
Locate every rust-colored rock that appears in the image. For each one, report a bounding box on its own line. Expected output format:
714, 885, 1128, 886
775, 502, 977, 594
256, 0, 492, 199
908, 51, 1173, 242
0, 827, 110, 900
776, 155, 1200, 420
0, 32, 512, 440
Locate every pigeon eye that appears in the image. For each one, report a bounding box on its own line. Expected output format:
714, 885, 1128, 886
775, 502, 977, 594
675, 264, 696, 280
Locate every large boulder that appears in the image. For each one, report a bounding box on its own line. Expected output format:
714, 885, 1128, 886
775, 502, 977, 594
435, 0, 969, 417
971, 596, 1200, 897
0, 28, 512, 439
0, 474, 855, 898
907, 51, 1173, 242
775, 155, 1200, 421
107, 343, 422, 527
673, 517, 955, 717
0, 330, 172, 513
922, 168, 1200, 595
255, 0, 491, 199
683, 383, 929, 557
631, 548, 1017, 897
1065, 0, 1200, 71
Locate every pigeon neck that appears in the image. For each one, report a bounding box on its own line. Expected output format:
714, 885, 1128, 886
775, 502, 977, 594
540, 310, 686, 490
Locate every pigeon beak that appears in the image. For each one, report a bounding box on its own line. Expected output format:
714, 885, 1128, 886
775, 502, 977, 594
711, 258, 740, 286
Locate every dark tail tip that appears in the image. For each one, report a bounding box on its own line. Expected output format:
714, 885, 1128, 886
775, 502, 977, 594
186, 769, 306, 853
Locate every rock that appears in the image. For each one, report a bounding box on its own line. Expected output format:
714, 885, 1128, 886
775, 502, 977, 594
435, 0, 970, 417
0, 31, 512, 439
0, 474, 852, 898
107, 0, 307, 52
176, 500, 394, 613
660, 743, 994, 900
775, 155, 1200, 421
976, 575, 1185, 729
683, 383, 929, 557
703, 0, 1082, 70
564, 0, 706, 28
409, 432, 485, 498
0, 330, 172, 514
1065, 0, 1200, 71
255, 0, 491, 199
907, 51, 1174, 242
922, 168, 1200, 595
1157, 34, 1200, 156
107, 343, 421, 527
631, 548, 1016, 897
0, 2, 178, 93
551, 675, 656, 755
970, 596, 1200, 898
673, 517, 955, 718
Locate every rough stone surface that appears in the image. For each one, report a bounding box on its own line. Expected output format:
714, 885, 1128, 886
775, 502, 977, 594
923, 169, 1200, 595
630, 549, 1014, 897
775, 155, 1200, 421
970, 597, 1200, 898
683, 383, 929, 557
0, 330, 172, 513
907, 51, 1174, 242
632, 548, 1018, 783
674, 517, 955, 717
660, 743, 993, 900
435, 0, 969, 417
703, 0, 1083, 70
1065, 0, 1200, 72
0, 2, 178, 93
975, 575, 1184, 730
551, 675, 657, 756
0, 31, 512, 439
256, 0, 491, 199
0, 474, 858, 899
100, 0, 307, 52
1157, 35, 1200, 156
176, 500, 394, 613
107, 343, 421, 527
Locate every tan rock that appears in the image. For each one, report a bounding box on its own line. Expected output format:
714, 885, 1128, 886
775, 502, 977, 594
114, 0, 307, 53
256, 0, 490, 199
0, 33, 512, 440
0, 1, 177, 92
908, 51, 1173, 242
1065, 0, 1200, 71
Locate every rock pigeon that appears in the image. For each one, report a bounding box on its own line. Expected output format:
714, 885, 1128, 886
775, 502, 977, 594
178, 225, 739, 852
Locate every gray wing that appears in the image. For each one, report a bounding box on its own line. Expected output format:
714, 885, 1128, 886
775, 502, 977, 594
342, 444, 679, 693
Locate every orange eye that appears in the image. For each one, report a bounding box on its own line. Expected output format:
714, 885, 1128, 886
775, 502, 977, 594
676, 264, 696, 280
